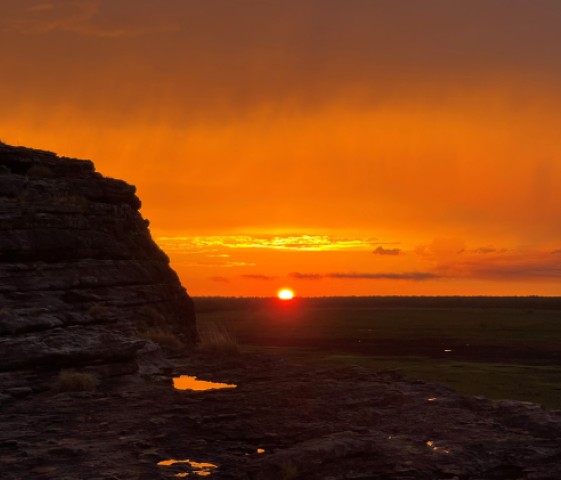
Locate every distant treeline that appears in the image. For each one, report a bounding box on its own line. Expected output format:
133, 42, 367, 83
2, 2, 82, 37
193, 296, 561, 313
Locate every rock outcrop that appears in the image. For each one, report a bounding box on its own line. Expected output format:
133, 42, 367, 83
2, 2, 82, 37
0, 142, 197, 378
1, 352, 560, 479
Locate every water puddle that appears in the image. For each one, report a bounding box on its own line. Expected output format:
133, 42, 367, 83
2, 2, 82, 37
257, 448, 265, 454
157, 458, 218, 477
172, 375, 237, 391
426, 440, 450, 454
427, 397, 438, 402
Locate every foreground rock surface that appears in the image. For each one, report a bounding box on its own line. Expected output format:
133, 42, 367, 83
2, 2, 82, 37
0, 143, 197, 377
1, 352, 559, 479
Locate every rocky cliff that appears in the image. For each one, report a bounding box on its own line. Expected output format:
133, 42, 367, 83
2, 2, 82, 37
0, 142, 197, 378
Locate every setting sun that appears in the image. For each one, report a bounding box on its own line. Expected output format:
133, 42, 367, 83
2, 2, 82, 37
277, 288, 295, 300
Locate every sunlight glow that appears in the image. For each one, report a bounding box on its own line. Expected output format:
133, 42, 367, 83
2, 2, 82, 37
278, 288, 295, 300
157, 235, 380, 252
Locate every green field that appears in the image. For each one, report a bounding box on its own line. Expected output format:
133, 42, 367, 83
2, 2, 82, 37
194, 297, 561, 409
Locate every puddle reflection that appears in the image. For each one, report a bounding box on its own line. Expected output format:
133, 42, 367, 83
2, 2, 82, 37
173, 375, 237, 391
157, 459, 218, 477
257, 448, 265, 454
426, 441, 450, 454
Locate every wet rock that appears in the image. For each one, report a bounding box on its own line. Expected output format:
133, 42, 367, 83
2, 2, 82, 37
1, 352, 561, 479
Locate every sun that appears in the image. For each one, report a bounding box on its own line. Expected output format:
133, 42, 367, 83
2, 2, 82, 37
277, 288, 295, 300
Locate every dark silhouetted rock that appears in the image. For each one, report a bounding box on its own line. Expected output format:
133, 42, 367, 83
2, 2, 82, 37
0, 142, 197, 377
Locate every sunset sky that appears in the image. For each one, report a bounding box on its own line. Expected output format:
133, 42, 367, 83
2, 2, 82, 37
2, 1, 561, 296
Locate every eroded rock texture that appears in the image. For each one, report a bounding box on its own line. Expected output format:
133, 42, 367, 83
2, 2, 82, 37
0, 143, 197, 377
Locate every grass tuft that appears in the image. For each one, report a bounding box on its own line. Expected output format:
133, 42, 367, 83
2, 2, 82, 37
137, 327, 184, 349
198, 320, 239, 355
52, 370, 98, 393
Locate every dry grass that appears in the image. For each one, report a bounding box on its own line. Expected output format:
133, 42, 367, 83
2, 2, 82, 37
137, 327, 184, 349
134, 306, 183, 349
197, 320, 239, 355
52, 370, 98, 393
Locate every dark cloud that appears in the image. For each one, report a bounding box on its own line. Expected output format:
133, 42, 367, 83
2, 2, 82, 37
373, 246, 401, 256
241, 274, 279, 281
3, 0, 561, 120
209, 276, 229, 283
329, 272, 440, 281
469, 247, 508, 254
290, 272, 440, 281
289, 272, 324, 280
1, 0, 177, 37
434, 249, 561, 281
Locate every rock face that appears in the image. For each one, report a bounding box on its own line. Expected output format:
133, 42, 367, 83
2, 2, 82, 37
1, 352, 560, 479
0, 142, 197, 376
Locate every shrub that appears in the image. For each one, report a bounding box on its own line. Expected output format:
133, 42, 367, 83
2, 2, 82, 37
52, 370, 98, 393
198, 320, 239, 355
26, 164, 55, 178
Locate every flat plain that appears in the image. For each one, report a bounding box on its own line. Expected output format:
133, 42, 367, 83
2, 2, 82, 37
194, 296, 561, 409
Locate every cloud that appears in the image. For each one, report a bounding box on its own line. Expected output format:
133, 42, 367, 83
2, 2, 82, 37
209, 276, 229, 283
157, 235, 380, 252
431, 247, 561, 281
373, 246, 401, 256
241, 274, 279, 281
329, 272, 440, 281
28, 3, 55, 13
2, 0, 178, 37
289, 272, 324, 280
290, 272, 440, 281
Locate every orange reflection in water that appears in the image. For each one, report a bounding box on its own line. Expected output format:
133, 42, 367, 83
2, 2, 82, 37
173, 375, 237, 391
426, 441, 450, 454
257, 448, 265, 454
157, 459, 218, 477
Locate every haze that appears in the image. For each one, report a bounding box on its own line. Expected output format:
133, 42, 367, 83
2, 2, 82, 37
2, 0, 561, 296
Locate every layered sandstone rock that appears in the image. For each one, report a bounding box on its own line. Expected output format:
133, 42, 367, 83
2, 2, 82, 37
0, 142, 197, 376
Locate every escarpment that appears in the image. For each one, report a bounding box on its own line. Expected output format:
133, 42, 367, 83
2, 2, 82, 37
0, 143, 197, 375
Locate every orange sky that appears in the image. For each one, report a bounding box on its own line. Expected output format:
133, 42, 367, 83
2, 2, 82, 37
2, 1, 561, 296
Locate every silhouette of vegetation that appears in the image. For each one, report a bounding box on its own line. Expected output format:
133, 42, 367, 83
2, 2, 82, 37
198, 320, 239, 355
135, 305, 183, 349
137, 327, 183, 349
